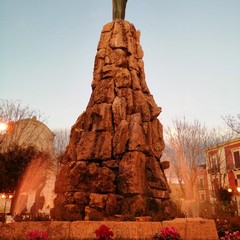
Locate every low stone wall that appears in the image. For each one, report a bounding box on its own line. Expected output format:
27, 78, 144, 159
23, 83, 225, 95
0, 218, 218, 240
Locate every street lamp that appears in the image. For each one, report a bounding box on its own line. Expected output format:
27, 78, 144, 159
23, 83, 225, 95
228, 187, 240, 215
0, 122, 8, 133
228, 187, 240, 194
1, 193, 14, 213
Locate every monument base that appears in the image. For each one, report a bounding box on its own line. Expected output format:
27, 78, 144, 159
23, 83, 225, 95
0, 218, 218, 239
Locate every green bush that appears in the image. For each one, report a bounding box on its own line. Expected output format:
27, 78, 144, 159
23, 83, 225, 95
199, 201, 240, 239
0, 144, 42, 192
215, 216, 240, 238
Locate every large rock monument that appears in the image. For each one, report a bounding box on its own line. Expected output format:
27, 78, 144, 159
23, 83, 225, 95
52, 15, 172, 221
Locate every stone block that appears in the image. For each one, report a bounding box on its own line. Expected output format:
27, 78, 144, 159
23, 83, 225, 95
91, 103, 113, 131
0, 219, 218, 240
113, 120, 129, 156
163, 218, 219, 240
76, 131, 96, 160
131, 69, 142, 90
115, 68, 131, 88
0, 222, 30, 239
133, 90, 151, 122
93, 79, 115, 104
113, 49, 128, 67
118, 151, 147, 195
89, 193, 107, 210
128, 113, 148, 152
98, 30, 112, 49
48, 221, 71, 239
112, 96, 127, 126
94, 131, 112, 159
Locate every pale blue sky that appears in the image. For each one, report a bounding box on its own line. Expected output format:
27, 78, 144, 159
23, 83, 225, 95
1, 0, 239, 130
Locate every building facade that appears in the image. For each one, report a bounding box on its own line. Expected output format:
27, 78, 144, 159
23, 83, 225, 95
197, 164, 210, 202
205, 138, 240, 214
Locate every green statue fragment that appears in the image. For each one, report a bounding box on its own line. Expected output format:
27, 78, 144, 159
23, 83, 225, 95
112, 0, 128, 20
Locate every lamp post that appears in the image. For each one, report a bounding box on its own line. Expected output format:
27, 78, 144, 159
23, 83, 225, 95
228, 187, 240, 215
1, 193, 14, 214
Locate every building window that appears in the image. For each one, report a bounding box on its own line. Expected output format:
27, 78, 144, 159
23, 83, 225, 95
208, 155, 219, 174
200, 191, 206, 201
237, 174, 240, 186
199, 177, 204, 189
210, 156, 217, 169
233, 150, 240, 168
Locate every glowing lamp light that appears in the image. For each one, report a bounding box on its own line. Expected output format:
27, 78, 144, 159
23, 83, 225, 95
227, 188, 232, 193
237, 187, 240, 193
1, 194, 6, 199
0, 122, 8, 132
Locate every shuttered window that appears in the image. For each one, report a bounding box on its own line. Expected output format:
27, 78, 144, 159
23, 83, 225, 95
233, 151, 240, 168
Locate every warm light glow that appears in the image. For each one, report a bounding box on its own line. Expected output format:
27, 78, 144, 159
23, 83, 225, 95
1, 193, 14, 199
228, 188, 232, 193
1, 194, 6, 199
0, 122, 8, 132
237, 187, 240, 193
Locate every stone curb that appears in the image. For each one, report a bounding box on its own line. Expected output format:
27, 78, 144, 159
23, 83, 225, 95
0, 218, 218, 240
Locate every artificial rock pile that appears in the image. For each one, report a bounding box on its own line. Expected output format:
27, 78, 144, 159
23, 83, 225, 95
52, 20, 171, 221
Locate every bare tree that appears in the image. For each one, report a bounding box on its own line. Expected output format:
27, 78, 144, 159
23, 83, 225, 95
53, 128, 70, 174
0, 100, 50, 152
222, 114, 240, 135
53, 129, 70, 157
165, 118, 207, 200
0, 99, 47, 123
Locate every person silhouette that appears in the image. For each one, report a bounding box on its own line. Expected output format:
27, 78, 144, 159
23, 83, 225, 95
112, 0, 128, 20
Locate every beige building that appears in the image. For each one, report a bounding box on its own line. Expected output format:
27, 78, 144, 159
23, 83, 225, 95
1, 117, 54, 153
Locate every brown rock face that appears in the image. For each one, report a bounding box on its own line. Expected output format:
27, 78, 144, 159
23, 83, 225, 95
52, 20, 171, 221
